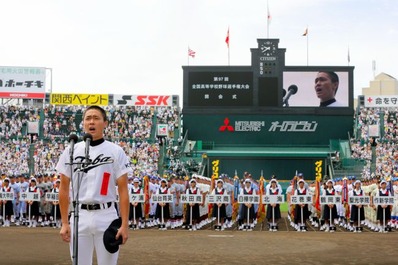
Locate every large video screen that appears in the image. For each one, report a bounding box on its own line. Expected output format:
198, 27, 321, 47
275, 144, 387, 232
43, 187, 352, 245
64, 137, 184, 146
282, 70, 350, 107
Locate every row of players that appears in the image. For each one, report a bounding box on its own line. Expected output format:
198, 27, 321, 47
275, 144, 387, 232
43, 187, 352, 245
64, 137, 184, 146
1, 174, 398, 232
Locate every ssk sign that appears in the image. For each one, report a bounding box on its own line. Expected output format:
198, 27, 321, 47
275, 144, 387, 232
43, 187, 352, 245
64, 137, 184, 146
114, 95, 173, 106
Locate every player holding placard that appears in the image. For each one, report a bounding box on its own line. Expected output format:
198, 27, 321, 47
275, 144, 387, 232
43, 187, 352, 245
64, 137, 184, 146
348, 180, 367, 232
240, 179, 257, 231
265, 179, 282, 231
321, 180, 339, 232
155, 179, 171, 230
293, 179, 310, 231
129, 178, 144, 230
211, 179, 227, 231
376, 180, 392, 232
185, 179, 202, 231
1, 178, 14, 227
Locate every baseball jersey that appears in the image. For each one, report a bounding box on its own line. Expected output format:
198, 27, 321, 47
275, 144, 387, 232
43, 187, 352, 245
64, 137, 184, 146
56, 140, 133, 204
10, 182, 20, 199
19, 181, 29, 193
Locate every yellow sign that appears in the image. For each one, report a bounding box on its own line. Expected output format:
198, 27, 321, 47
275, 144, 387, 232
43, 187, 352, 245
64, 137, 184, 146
315, 160, 323, 182
212, 159, 220, 179
50, 93, 108, 106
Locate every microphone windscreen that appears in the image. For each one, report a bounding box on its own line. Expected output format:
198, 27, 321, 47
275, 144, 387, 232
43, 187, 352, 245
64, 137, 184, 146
288, 85, 298, 94
83, 133, 93, 142
68, 134, 78, 143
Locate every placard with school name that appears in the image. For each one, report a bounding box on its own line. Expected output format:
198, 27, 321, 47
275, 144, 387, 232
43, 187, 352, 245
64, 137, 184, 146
262, 195, 285, 204
290, 195, 313, 204
373, 196, 395, 206
180, 194, 203, 204
0, 192, 14, 201
237, 195, 260, 204
19, 192, 41, 201
151, 194, 173, 203
130, 194, 145, 203
45, 192, 59, 202
349, 196, 371, 205
320, 195, 342, 205
207, 194, 231, 204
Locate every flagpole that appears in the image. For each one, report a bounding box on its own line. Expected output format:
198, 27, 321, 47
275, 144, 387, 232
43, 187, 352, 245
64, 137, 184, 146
228, 46, 230, 66
347, 45, 350, 66
267, 0, 270, 38
306, 26, 309, 66
225, 26, 230, 66
188, 46, 190, 66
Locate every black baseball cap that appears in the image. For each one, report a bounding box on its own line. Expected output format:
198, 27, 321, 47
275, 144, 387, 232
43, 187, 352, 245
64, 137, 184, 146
103, 218, 123, 254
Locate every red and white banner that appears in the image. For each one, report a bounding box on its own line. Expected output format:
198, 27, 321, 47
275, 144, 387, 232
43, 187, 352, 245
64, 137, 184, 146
114, 95, 173, 106
364, 95, 398, 108
0, 66, 46, 99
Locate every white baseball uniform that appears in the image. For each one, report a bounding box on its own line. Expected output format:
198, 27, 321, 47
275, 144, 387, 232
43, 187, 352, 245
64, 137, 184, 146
56, 139, 132, 265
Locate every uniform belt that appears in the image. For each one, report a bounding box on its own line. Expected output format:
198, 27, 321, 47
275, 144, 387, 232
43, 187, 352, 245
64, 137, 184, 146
80, 202, 113, 211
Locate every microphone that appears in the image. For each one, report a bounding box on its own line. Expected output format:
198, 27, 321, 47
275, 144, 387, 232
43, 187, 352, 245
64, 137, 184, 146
83, 133, 93, 166
283, 85, 298, 107
68, 134, 78, 159
282, 88, 287, 98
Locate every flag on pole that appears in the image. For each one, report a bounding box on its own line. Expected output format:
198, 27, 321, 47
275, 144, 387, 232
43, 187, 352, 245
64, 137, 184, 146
302, 27, 308, 36
267, 2, 271, 25
225, 27, 230, 48
188, 48, 196, 58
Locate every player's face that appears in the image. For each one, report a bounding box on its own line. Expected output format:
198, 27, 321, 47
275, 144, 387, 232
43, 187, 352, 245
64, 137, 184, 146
83, 109, 108, 141
217, 182, 223, 188
314, 72, 338, 103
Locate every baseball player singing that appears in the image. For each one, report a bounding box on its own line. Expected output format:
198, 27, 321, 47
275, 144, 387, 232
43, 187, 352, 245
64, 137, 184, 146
57, 106, 133, 265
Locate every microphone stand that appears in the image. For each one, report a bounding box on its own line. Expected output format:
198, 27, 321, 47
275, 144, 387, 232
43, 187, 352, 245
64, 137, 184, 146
67, 138, 91, 265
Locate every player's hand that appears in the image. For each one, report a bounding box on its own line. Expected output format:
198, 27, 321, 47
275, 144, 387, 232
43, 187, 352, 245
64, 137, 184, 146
60, 223, 71, 243
116, 226, 128, 245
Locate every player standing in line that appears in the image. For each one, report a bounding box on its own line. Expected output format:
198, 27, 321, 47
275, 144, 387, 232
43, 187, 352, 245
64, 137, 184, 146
9, 175, 21, 226
57, 106, 132, 265
19, 174, 29, 225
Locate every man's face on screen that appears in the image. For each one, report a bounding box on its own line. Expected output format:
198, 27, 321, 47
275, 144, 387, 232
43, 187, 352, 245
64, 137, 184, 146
314, 72, 338, 103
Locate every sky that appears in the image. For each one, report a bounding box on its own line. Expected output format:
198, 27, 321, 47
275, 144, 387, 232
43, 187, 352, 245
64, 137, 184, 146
1, 0, 397, 101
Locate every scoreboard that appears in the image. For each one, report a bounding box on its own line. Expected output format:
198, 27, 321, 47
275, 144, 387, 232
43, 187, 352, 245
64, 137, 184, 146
187, 70, 253, 107
183, 38, 354, 115
182, 38, 355, 146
